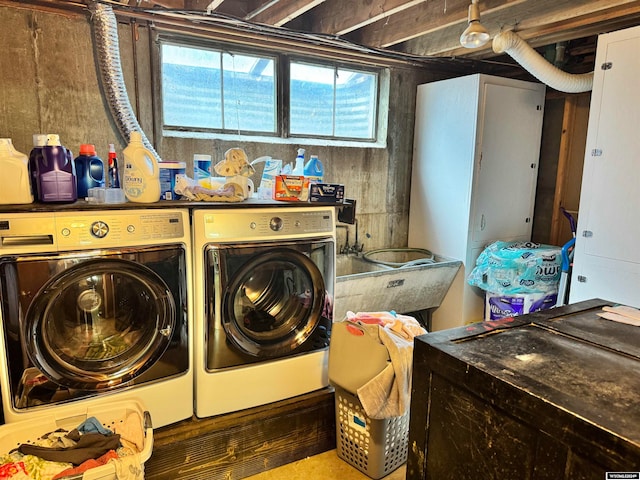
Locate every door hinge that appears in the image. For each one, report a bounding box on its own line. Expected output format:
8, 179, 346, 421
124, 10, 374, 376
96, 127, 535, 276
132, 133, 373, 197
582, 230, 593, 238
591, 148, 602, 157
601, 62, 613, 70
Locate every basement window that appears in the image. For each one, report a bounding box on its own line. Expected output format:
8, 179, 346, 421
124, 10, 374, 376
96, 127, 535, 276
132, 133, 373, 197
290, 61, 378, 141
161, 43, 277, 134
159, 39, 384, 145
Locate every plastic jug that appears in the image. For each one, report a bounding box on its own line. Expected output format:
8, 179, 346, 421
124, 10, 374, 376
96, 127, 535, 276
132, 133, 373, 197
122, 131, 161, 203
37, 134, 77, 203
29, 134, 47, 201
74, 144, 105, 198
304, 154, 324, 183
0, 138, 33, 204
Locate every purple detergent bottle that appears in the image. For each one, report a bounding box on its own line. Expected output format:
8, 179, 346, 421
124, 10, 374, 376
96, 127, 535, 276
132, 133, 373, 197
37, 134, 77, 203
29, 134, 47, 201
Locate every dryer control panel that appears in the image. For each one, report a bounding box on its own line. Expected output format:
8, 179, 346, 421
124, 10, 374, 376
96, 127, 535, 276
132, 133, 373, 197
196, 207, 335, 242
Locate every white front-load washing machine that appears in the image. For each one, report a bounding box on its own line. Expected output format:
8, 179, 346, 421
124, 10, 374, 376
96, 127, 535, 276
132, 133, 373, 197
0, 209, 192, 428
192, 206, 335, 418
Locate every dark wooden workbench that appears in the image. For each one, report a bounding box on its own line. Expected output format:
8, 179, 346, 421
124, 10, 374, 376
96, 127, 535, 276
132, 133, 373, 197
407, 299, 640, 479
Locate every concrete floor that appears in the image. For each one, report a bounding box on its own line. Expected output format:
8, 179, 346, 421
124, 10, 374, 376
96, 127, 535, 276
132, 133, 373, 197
243, 449, 406, 480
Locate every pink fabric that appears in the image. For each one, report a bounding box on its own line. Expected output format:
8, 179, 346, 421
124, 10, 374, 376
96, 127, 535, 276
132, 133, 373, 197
52, 450, 118, 480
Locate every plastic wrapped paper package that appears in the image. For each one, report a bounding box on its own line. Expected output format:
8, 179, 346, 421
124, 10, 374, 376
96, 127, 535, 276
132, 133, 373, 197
484, 290, 558, 320
468, 241, 562, 295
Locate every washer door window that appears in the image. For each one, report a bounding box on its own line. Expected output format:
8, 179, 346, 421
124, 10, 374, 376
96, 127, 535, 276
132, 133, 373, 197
220, 247, 325, 359
25, 259, 175, 390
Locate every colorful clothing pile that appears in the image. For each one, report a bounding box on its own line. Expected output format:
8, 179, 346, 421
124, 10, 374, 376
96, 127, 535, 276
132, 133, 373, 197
0, 412, 144, 480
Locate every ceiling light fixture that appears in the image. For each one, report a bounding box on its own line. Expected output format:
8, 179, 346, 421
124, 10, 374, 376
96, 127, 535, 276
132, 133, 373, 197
460, 0, 490, 49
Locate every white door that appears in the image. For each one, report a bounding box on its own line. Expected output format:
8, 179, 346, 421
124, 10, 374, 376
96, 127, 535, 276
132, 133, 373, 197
571, 28, 640, 306
471, 83, 543, 245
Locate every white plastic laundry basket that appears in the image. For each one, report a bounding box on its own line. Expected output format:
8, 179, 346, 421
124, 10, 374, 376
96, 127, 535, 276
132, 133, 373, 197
0, 400, 152, 480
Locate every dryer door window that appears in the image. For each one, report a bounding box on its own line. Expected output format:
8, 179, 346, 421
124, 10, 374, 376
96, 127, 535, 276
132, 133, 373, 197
25, 258, 175, 390
217, 246, 327, 359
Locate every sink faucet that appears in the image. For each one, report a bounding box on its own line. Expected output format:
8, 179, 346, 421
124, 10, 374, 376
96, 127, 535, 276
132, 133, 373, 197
336, 224, 351, 254
336, 220, 364, 254
349, 219, 364, 254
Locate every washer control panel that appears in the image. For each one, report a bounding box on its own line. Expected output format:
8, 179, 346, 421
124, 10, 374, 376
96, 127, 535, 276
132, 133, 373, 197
199, 207, 335, 241
56, 210, 186, 248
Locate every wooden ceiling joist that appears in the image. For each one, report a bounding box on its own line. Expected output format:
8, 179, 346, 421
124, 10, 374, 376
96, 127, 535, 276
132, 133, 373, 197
2, 0, 640, 65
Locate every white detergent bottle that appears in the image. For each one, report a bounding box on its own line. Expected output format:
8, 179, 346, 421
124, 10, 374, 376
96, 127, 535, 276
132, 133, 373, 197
123, 131, 161, 203
0, 138, 34, 204
292, 148, 305, 176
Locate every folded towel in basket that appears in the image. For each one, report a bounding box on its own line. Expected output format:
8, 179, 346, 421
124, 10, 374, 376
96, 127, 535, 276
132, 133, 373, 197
349, 311, 426, 419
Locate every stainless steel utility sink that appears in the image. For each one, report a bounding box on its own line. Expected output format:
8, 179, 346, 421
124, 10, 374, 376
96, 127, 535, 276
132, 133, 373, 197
333, 248, 461, 321
335, 255, 390, 276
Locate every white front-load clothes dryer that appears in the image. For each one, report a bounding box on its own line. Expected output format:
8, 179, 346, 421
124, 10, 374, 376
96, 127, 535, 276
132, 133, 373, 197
0, 209, 193, 428
192, 206, 335, 418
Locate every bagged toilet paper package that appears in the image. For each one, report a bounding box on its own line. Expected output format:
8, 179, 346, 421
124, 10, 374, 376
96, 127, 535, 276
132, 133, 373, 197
485, 290, 558, 320
468, 241, 562, 295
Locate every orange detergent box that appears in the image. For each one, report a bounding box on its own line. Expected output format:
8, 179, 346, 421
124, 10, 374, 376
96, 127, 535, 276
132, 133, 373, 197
273, 175, 310, 201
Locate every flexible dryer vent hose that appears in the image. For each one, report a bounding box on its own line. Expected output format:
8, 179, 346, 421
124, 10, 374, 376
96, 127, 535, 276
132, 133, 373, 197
89, 1, 162, 162
492, 30, 594, 93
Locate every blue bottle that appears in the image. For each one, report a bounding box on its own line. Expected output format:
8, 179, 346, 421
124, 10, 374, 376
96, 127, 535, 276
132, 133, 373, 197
304, 154, 324, 183
74, 144, 105, 198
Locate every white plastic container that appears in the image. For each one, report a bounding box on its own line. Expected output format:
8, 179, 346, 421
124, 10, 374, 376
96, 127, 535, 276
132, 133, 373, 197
122, 131, 161, 203
0, 138, 33, 204
159, 161, 186, 200
0, 399, 152, 480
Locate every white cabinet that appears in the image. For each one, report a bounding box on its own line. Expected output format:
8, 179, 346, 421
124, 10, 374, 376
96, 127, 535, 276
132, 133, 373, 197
408, 74, 545, 330
570, 25, 640, 307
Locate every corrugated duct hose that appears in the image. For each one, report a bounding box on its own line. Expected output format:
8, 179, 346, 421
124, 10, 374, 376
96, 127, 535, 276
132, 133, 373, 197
492, 30, 594, 93
89, 1, 162, 162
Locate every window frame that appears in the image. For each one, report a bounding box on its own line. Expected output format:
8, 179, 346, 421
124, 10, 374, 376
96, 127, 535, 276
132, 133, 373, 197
287, 57, 380, 142
154, 33, 388, 147
159, 38, 281, 138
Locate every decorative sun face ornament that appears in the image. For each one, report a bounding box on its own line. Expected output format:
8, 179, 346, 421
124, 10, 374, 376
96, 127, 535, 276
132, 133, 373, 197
214, 148, 256, 177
